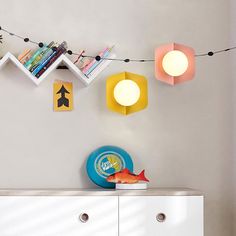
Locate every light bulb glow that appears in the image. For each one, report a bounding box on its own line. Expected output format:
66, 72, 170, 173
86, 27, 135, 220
162, 50, 189, 76
114, 80, 140, 106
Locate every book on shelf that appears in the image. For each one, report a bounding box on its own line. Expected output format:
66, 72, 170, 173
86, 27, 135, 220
30, 42, 58, 72
24, 44, 48, 69
82, 47, 108, 74
73, 50, 87, 69
33, 41, 67, 77
75, 56, 92, 72
88, 53, 115, 78
29, 42, 56, 72
18, 49, 32, 64
35, 41, 68, 78
84, 46, 113, 77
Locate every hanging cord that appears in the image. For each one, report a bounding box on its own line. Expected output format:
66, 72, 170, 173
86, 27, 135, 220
1, 26, 236, 62
195, 46, 236, 57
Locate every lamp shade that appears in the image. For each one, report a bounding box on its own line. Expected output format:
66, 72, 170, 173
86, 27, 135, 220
106, 72, 148, 115
155, 43, 195, 85
162, 50, 189, 76
114, 80, 140, 106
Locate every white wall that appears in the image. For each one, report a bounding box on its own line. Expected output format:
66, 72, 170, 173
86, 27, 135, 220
230, 0, 236, 235
0, 0, 234, 235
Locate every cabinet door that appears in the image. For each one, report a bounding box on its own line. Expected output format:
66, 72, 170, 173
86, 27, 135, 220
119, 196, 203, 236
0, 196, 118, 236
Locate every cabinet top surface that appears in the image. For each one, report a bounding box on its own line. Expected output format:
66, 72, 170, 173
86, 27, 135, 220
0, 188, 203, 196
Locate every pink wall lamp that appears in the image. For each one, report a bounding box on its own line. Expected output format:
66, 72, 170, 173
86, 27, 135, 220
155, 43, 195, 85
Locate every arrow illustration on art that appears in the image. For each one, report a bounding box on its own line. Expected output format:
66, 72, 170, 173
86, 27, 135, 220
56, 85, 70, 107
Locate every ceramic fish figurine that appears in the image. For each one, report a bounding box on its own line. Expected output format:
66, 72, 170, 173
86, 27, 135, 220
106, 168, 149, 184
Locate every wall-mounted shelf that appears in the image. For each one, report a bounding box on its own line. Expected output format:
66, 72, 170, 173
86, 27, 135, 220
0, 52, 116, 86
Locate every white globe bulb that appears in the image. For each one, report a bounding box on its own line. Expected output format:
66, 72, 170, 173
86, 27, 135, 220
114, 80, 140, 106
162, 50, 189, 76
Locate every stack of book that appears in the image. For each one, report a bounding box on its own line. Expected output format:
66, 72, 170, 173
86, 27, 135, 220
18, 49, 32, 64
79, 46, 114, 78
18, 41, 68, 78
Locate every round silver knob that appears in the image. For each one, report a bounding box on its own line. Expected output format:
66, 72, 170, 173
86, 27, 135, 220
156, 213, 166, 222
79, 213, 89, 223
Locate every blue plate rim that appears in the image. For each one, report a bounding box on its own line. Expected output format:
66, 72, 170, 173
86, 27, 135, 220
86, 145, 133, 188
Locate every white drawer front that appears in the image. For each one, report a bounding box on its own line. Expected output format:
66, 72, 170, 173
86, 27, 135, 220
119, 196, 203, 236
0, 196, 118, 236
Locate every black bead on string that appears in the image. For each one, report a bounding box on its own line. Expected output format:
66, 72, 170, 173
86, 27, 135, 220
24, 38, 29, 42
38, 42, 44, 48
124, 59, 130, 62
67, 50, 73, 55
208, 51, 214, 56
95, 55, 101, 61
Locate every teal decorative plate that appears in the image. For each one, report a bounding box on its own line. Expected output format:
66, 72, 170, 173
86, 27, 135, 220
86, 146, 133, 188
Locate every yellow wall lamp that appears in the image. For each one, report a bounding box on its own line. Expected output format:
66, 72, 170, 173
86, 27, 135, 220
106, 72, 148, 115
155, 43, 195, 85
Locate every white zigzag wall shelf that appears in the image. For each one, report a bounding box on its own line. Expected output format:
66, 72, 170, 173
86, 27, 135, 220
0, 52, 116, 86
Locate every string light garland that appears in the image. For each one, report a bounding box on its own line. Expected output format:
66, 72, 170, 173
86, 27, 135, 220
195, 46, 236, 57
1, 26, 236, 63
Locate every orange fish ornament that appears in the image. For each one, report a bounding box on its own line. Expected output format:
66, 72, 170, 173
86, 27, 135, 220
106, 168, 149, 184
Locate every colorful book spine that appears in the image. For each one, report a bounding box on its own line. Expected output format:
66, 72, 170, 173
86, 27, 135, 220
30, 46, 55, 72
33, 42, 67, 76
85, 48, 112, 77
78, 57, 92, 70
88, 54, 114, 78
35, 42, 67, 78
28, 42, 54, 71
24, 44, 47, 69
32, 42, 66, 76
18, 49, 32, 64
82, 47, 109, 74
32, 50, 57, 76
35, 48, 66, 78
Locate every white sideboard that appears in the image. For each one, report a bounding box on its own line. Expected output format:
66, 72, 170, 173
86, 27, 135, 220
0, 188, 203, 236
